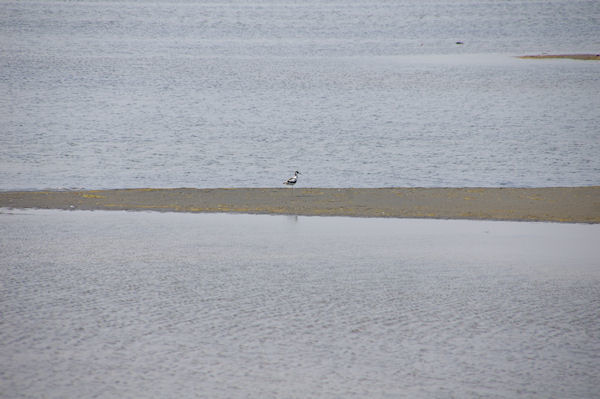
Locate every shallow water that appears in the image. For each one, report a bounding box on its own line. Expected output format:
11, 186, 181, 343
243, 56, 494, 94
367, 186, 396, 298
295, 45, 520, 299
1, 210, 599, 398
1, 0, 600, 189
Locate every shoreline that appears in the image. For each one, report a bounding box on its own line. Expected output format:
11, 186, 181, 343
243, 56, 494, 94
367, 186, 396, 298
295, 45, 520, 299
518, 54, 600, 60
1, 187, 599, 223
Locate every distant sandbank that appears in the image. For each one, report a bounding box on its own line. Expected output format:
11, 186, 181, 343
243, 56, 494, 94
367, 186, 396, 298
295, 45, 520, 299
518, 54, 600, 60
1, 187, 599, 223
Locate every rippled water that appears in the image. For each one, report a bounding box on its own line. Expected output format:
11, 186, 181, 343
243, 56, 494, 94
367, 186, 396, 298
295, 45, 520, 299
1, 210, 599, 398
1, 0, 599, 189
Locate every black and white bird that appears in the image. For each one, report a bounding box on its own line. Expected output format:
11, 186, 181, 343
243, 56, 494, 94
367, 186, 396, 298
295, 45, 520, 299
284, 171, 301, 187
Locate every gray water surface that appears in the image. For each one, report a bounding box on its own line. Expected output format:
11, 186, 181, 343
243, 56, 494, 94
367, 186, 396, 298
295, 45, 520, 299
1, 0, 599, 189
1, 210, 599, 398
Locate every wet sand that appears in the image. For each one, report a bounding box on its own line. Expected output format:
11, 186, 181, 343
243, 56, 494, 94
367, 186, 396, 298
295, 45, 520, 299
518, 54, 600, 60
1, 187, 599, 223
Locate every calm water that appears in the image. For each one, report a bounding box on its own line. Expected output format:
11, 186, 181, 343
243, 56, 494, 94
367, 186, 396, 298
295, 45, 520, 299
1, 209, 599, 398
1, 0, 599, 189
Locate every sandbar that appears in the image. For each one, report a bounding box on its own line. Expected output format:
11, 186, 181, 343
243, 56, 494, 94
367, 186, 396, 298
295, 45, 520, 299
518, 54, 600, 60
1, 187, 599, 223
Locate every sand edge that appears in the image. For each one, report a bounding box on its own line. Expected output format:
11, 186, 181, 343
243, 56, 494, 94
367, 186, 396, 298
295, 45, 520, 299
518, 54, 600, 60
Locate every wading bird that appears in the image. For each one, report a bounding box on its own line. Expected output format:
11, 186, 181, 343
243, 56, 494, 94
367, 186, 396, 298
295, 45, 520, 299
284, 171, 301, 188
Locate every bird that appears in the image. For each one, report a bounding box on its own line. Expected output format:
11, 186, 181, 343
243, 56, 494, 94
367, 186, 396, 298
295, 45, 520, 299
284, 171, 301, 187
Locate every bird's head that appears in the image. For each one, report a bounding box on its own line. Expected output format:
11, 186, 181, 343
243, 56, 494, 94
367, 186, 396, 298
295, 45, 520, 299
295, 171, 301, 175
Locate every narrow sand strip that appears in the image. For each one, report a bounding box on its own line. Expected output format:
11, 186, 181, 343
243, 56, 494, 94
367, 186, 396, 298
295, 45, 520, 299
1, 187, 598, 223
518, 54, 600, 60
